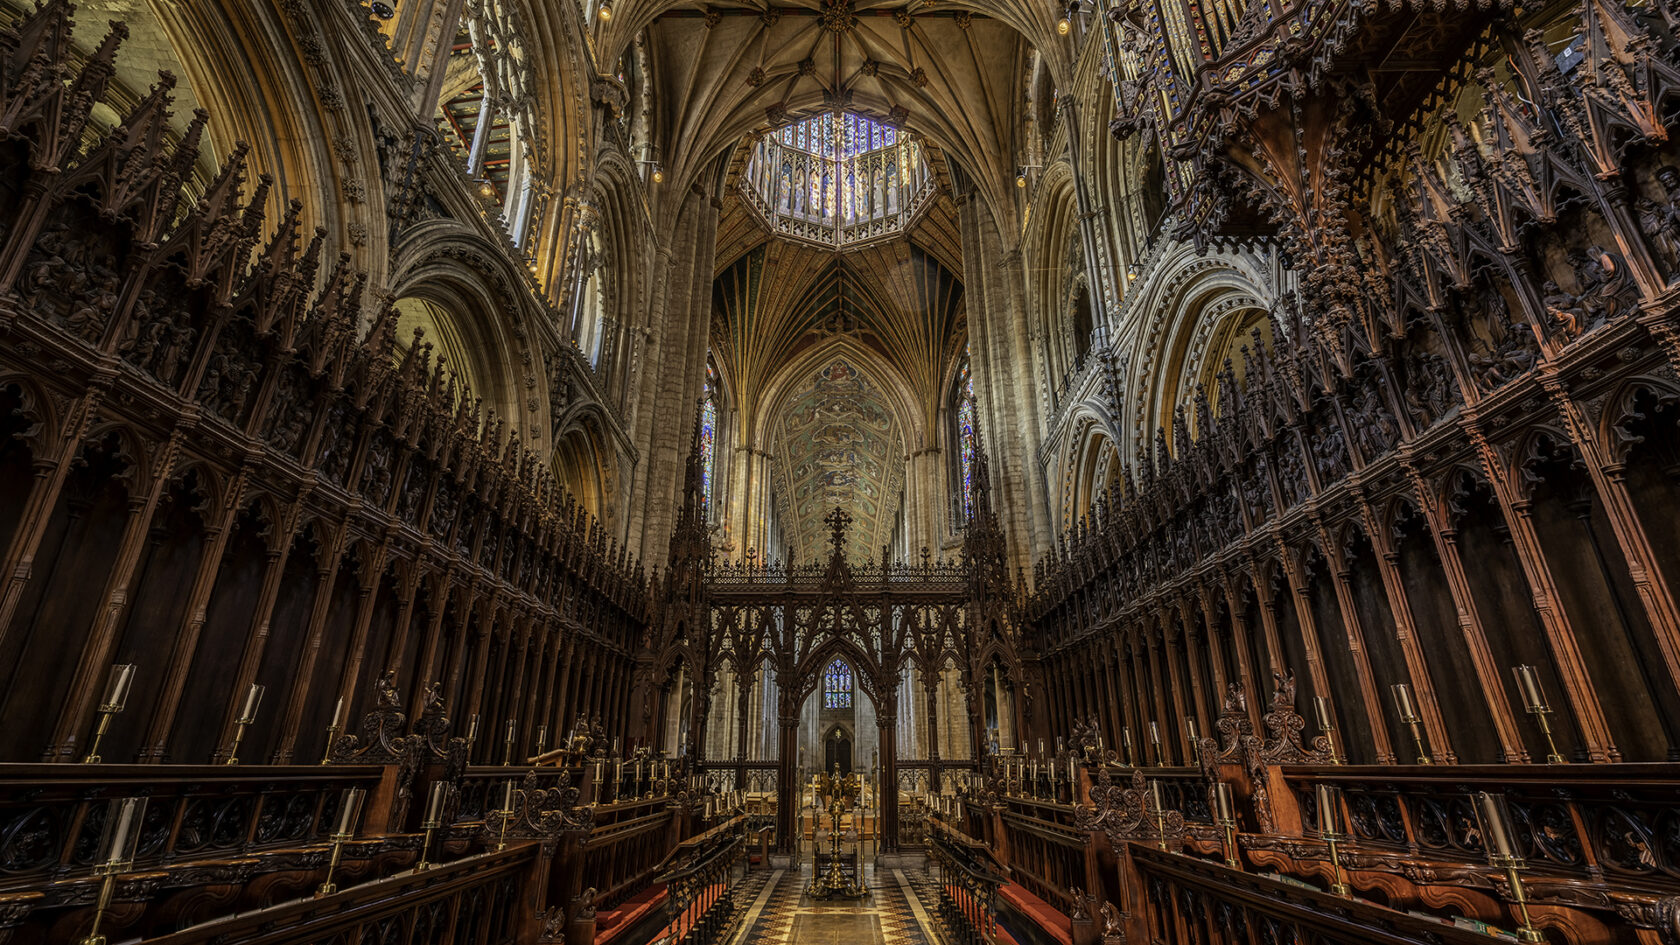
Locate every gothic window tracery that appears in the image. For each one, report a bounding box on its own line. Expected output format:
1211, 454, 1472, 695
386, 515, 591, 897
955, 355, 978, 521
824, 660, 853, 708
741, 111, 933, 248
701, 361, 718, 512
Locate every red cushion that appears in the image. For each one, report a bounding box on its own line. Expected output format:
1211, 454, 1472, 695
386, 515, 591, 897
1000, 883, 1073, 945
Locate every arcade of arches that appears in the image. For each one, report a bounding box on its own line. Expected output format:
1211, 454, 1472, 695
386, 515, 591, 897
2, 0, 1680, 943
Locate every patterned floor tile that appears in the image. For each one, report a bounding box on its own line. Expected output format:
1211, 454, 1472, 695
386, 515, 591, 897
732, 862, 939, 945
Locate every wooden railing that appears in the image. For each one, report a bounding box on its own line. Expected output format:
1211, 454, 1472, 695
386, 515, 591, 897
1267, 763, 1680, 940
1125, 843, 1516, 945
651, 816, 747, 945
0, 764, 385, 889
583, 795, 677, 911
147, 844, 540, 945
928, 822, 1007, 945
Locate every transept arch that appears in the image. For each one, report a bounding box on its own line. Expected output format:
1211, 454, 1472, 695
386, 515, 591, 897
388, 227, 545, 434
1122, 245, 1277, 462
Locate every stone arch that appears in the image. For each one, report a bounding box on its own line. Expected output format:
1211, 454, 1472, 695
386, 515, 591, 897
1121, 245, 1275, 462
1021, 163, 1084, 395
552, 408, 618, 527
1057, 411, 1124, 529
388, 226, 546, 443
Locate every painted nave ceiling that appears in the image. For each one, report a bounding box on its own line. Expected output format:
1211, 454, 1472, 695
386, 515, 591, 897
5, 0, 1680, 940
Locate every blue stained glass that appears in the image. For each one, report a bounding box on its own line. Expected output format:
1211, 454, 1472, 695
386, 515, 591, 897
957, 358, 976, 519
824, 659, 852, 709
700, 363, 718, 509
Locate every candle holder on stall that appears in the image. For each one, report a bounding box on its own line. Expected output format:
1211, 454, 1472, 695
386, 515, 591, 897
495, 780, 519, 852
1512, 666, 1564, 764
534, 724, 548, 758
1121, 728, 1135, 766
320, 697, 346, 765
224, 684, 265, 766
1316, 783, 1350, 897
1312, 696, 1343, 765
1184, 718, 1200, 767
77, 796, 147, 945
1148, 779, 1168, 852
501, 719, 517, 766
417, 781, 450, 871
1212, 781, 1239, 869
316, 787, 366, 898
1475, 791, 1545, 943
1391, 683, 1432, 765
1149, 721, 1164, 766
83, 664, 136, 765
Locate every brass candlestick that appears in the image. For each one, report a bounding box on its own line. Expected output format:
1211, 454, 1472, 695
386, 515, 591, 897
320, 697, 345, 765
1213, 781, 1239, 869
316, 787, 365, 897
78, 796, 147, 945
1312, 696, 1343, 765
1513, 665, 1564, 764
1149, 779, 1167, 851
1317, 783, 1350, 897
417, 781, 449, 870
501, 719, 517, 766
1391, 683, 1432, 765
83, 664, 136, 764
1475, 791, 1545, 943
1149, 721, 1163, 766
225, 684, 265, 766
495, 780, 518, 852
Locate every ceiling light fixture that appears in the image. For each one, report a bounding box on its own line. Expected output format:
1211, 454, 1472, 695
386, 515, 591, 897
652, 166, 665, 183
1016, 172, 1028, 188
598, 1, 612, 20
1057, 12, 1071, 33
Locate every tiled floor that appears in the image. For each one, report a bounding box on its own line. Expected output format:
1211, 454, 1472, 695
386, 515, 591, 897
732, 862, 940, 945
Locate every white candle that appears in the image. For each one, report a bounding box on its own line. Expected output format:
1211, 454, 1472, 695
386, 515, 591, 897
1316, 784, 1339, 837
1313, 696, 1335, 732
423, 781, 449, 827
1476, 791, 1515, 859
239, 684, 265, 722
104, 664, 137, 711
329, 697, 345, 729
1512, 665, 1546, 712
335, 788, 365, 836
1212, 782, 1234, 825
1392, 683, 1418, 722
106, 797, 143, 865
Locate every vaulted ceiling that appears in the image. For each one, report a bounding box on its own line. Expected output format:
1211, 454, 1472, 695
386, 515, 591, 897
710, 198, 965, 435
596, 0, 1057, 211
770, 357, 906, 560
710, 189, 965, 556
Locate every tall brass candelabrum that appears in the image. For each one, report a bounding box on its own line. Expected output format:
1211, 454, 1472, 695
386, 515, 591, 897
807, 764, 867, 900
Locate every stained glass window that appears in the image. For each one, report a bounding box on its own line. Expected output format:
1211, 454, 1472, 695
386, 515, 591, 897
700, 362, 718, 511
957, 357, 977, 520
824, 660, 853, 709
745, 110, 926, 246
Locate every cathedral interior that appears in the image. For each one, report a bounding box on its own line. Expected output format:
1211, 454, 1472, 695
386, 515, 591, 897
1, 0, 1680, 940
